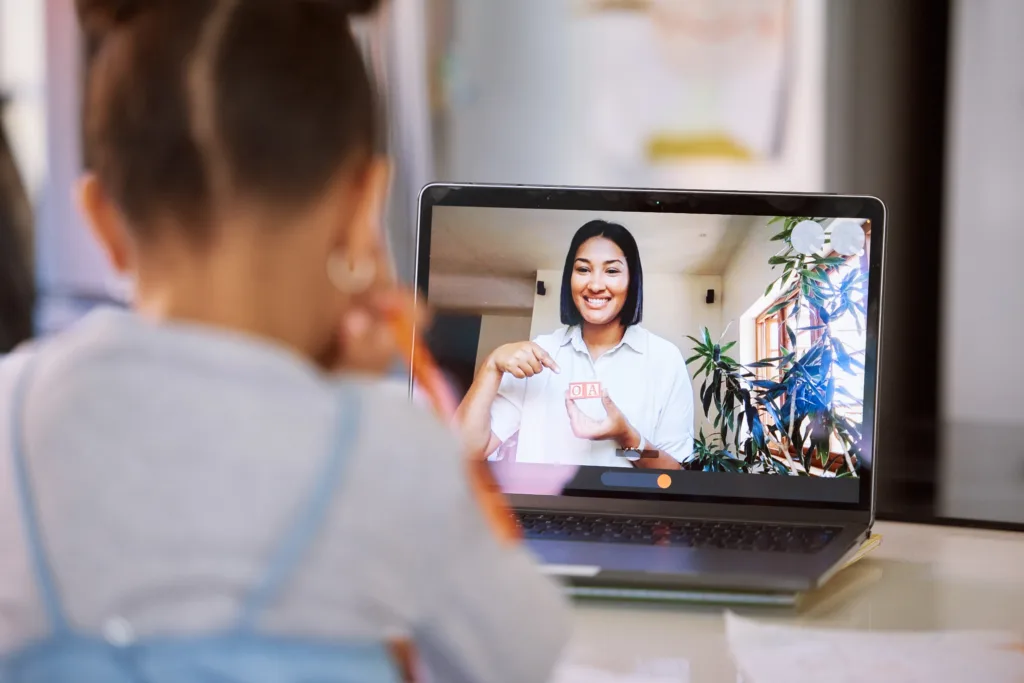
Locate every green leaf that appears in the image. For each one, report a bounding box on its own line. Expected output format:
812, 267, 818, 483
764, 280, 777, 297
768, 255, 789, 266
702, 327, 713, 347
685, 354, 703, 365
768, 216, 784, 225
686, 335, 704, 348
770, 230, 789, 242
805, 268, 830, 284
721, 355, 738, 365
721, 341, 737, 353
786, 324, 797, 348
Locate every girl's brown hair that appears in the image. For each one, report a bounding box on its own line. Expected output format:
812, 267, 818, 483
77, 0, 383, 242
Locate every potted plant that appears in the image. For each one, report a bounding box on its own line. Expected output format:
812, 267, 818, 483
685, 216, 869, 477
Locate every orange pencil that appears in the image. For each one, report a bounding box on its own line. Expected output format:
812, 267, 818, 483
388, 303, 519, 541
388, 309, 458, 421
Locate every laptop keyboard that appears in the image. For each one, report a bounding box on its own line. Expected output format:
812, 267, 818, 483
516, 512, 841, 554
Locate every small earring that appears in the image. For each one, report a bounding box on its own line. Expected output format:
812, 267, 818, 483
327, 251, 377, 294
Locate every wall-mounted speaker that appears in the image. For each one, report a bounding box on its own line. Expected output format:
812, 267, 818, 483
706, 289, 715, 304
537, 281, 546, 296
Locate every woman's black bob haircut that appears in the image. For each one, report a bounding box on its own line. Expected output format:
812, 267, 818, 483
559, 219, 644, 327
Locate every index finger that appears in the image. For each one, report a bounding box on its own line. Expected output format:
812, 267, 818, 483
531, 344, 560, 373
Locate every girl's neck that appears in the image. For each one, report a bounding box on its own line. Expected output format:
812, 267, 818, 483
131, 233, 336, 367
581, 321, 626, 358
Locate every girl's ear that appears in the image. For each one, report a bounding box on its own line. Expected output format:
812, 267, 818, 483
77, 173, 133, 275
336, 156, 391, 262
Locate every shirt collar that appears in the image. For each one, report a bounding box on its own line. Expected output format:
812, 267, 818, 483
560, 324, 647, 356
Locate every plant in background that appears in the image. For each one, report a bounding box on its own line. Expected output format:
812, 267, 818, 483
684, 217, 869, 477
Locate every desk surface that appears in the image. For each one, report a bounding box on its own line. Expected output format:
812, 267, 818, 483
561, 521, 1024, 681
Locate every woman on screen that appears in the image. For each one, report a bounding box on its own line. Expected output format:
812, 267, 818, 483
456, 220, 693, 469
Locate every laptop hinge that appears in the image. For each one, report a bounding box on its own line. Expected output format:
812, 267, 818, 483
507, 494, 871, 526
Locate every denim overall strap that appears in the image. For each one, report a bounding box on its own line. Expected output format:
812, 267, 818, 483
233, 384, 362, 632
8, 355, 71, 634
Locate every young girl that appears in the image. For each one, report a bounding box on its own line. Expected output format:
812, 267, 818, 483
0, 0, 570, 681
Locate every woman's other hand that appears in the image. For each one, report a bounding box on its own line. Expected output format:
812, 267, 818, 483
487, 341, 560, 379
565, 389, 633, 443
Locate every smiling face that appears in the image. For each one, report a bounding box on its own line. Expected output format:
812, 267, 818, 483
570, 236, 629, 326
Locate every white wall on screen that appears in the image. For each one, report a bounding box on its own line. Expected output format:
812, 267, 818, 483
720, 223, 780, 361
476, 313, 532, 371
529, 269, 562, 340
429, 273, 535, 312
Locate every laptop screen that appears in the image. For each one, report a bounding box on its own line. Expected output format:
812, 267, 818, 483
420, 190, 880, 509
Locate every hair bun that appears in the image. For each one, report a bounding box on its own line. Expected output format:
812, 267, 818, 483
76, 0, 148, 38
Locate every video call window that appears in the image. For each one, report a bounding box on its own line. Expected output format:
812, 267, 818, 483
426, 207, 871, 482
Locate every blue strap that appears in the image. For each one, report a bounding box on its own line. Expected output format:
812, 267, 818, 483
234, 385, 362, 631
8, 355, 71, 633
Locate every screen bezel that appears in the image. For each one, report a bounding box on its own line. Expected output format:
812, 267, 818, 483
415, 183, 885, 519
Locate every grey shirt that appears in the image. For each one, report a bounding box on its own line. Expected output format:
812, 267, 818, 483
0, 309, 571, 682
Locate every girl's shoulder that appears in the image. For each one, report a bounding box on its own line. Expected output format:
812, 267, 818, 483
0, 339, 47, 404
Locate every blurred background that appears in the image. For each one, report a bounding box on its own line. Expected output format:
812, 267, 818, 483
1, 0, 1021, 527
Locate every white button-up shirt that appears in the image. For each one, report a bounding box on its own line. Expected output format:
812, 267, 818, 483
489, 325, 694, 467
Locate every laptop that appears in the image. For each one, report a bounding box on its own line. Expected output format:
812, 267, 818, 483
414, 184, 885, 604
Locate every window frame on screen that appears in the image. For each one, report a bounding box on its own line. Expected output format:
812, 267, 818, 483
414, 184, 885, 522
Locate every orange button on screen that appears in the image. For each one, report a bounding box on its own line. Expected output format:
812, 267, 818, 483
657, 474, 672, 489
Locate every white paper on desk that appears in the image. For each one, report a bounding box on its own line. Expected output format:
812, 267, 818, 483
725, 612, 1024, 683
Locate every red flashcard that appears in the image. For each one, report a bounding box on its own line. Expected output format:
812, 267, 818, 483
568, 381, 602, 399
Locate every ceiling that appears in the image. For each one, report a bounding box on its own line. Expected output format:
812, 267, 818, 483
429, 207, 765, 277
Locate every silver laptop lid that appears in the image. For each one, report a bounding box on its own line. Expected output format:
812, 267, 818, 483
414, 184, 885, 520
